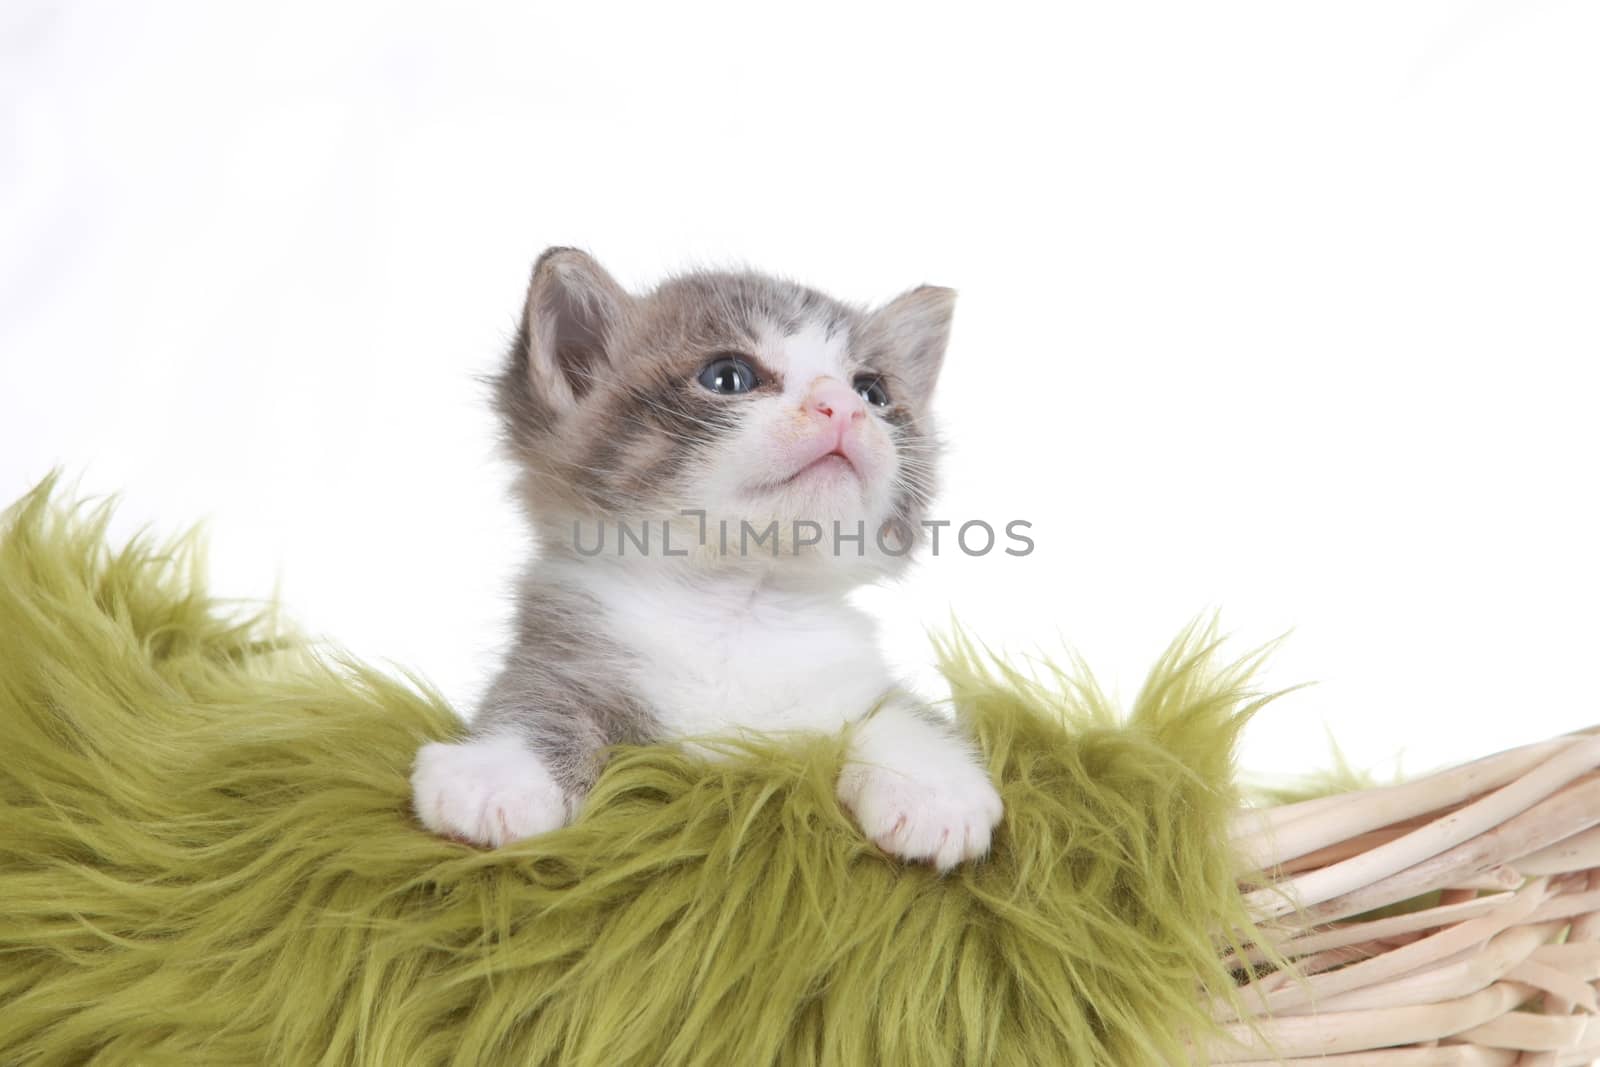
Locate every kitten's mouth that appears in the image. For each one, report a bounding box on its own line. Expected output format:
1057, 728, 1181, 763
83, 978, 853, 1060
754, 448, 859, 493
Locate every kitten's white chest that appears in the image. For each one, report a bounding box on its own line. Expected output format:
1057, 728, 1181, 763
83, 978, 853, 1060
569, 564, 895, 738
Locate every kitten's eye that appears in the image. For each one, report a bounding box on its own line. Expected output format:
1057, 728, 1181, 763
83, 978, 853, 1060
854, 375, 891, 408
697, 355, 760, 395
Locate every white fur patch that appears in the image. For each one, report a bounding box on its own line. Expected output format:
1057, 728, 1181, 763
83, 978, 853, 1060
549, 556, 896, 740
836, 701, 1004, 871
411, 732, 574, 846
764, 320, 849, 397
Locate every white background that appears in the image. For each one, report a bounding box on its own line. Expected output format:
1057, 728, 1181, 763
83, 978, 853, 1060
3, 1, 1597, 784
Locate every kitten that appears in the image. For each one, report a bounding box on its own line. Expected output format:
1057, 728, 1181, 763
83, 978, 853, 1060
410, 248, 1003, 870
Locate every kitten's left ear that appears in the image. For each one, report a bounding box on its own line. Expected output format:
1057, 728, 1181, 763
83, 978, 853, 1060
865, 285, 956, 402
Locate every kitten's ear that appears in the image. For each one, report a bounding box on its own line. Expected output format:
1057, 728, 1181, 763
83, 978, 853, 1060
520, 247, 634, 411
866, 285, 956, 402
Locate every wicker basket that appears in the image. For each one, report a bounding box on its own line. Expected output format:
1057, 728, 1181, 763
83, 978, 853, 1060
1217, 728, 1600, 1065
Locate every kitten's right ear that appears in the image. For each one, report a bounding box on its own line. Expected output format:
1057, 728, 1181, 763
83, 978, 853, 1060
520, 247, 633, 411
866, 284, 956, 404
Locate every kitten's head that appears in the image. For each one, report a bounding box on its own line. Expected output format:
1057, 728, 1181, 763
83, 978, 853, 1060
495, 248, 953, 578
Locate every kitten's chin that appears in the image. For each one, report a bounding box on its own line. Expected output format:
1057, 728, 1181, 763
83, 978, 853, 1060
748, 464, 896, 523
762, 452, 858, 492
740, 460, 865, 511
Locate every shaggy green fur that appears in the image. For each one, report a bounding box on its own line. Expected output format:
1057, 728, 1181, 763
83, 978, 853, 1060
0, 481, 1272, 1066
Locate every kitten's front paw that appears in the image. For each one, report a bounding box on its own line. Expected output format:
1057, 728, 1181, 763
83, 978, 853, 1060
411, 733, 573, 847
836, 758, 1004, 872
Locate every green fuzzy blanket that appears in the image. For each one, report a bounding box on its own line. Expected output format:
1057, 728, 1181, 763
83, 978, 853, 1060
0, 482, 1273, 1066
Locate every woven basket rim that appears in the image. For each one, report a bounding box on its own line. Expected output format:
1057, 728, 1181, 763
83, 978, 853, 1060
1216, 728, 1600, 1064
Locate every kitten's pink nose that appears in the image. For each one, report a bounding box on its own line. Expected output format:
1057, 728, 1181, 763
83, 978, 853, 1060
805, 378, 865, 424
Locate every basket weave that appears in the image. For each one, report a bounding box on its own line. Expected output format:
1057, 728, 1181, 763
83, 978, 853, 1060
1219, 728, 1600, 1065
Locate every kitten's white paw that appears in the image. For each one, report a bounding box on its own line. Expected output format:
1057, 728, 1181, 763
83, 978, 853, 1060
411, 733, 572, 847
837, 756, 1004, 872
